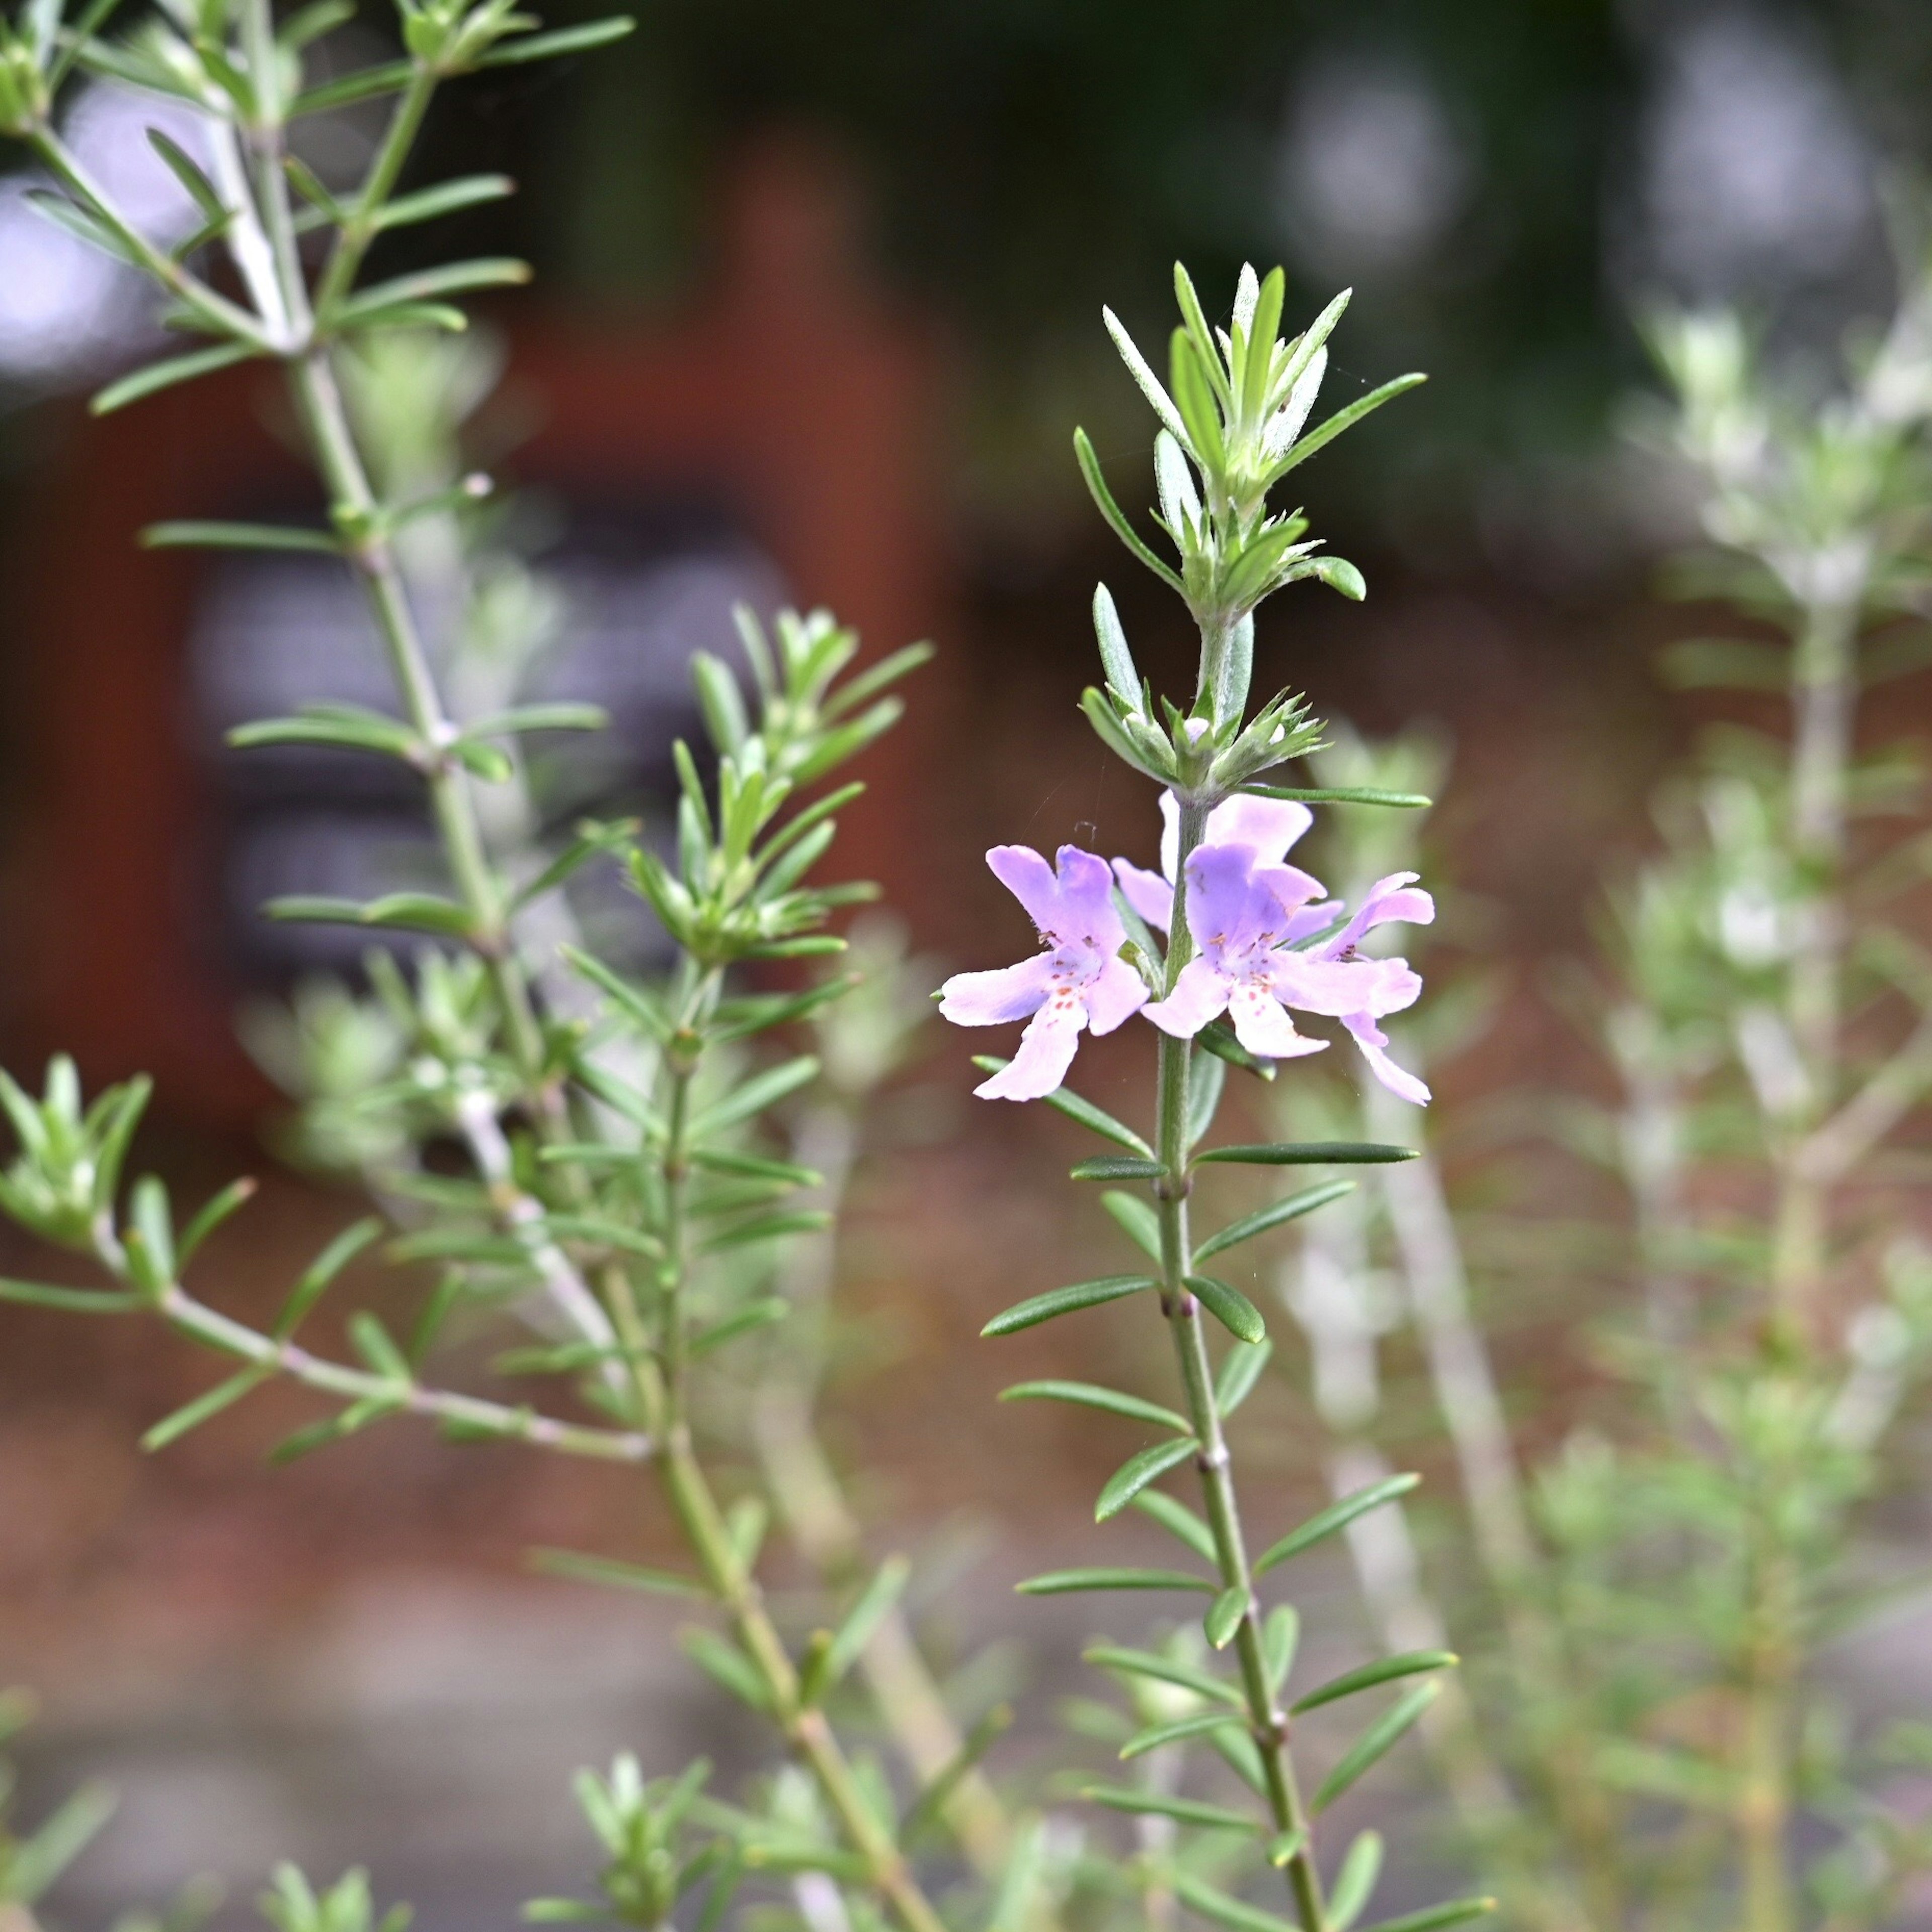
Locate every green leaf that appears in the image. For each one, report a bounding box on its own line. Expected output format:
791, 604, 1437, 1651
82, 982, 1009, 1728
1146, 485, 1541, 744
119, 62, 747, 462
348, 1311, 411, 1381
1328, 1830, 1384, 1932
1188, 1043, 1227, 1148
1204, 1584, 1247, 1650
821, 640, 936, 720
470, 15, 634, 64
375, 172, 517, 230
1131, 1488, 1217, 1562
1266, 1829, 1308, 1870
1311, 556, 1367, 601
690, 1298, 790, 1356
265, 892, 473, 936
900, 1703, 1012, 1845
710, 976, 857, 1045
1016, 1567, 1213, 1596
24, 188, 135, 263
290, 56, 413, 114
689, 1056, 820, 1137
700, 1209, 831, 1251
278, 0, 356, 49
1214, 1335, 1273, 1415
999, 1379, 1188, 1433
1070, 1155, 1163, 1181
1196, 1142, 1416, 1166
1170, 1870, 1293, 1932
1312, 1682, 1439, 1811
1355, 1901, 1495, 1932
1255, 1474, 1421, 1576
1084, 1643, 1242, 1705
1185, 1273, 1266, 1344
821, 1554, 910, 1687
969, 1060, 1152, 1156
1173, 262, 1231, 406
1270, 373, 1427, 480
1096, 1436, 1197, 1521
1195, 1182, 1354, 1261
1100, 1188, 1163, 1261
681, 1629, 771, 1713
1241, 784, 1430, 810
1197, 1018, 1277, 1079
558, 943, 671, 1044
1081, 685, 1176, 782
9, 1780, 117, 1903
229, 706, 418, 758
0, 1278, 140, 1313
144, 126, 225, 224
689, 1148, 819, 1186
981, 1274, 1155, 1337
143, 517, 336, 551
331, 257, 531, 326
461, 702, 608, 739
1292, 1651, 1457, 1716
1082, 1789, 1256, 1833
1262, 1604, 1299, 1694
1073, 427, 1185, 592
141, 1365, 272, 1451
1118, 1709, 1247, 1760
1102, 305, 1193, 452
1091, 582, 1141, 696
511, 818, 636, 912
274, 1218, 383, 1338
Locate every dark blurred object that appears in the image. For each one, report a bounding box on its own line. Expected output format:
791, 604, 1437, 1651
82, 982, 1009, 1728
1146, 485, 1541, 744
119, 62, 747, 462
9, 138, 944, 1121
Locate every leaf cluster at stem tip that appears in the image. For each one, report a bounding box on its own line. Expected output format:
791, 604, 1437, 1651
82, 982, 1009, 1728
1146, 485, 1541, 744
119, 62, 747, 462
1079, 264, 1425, 802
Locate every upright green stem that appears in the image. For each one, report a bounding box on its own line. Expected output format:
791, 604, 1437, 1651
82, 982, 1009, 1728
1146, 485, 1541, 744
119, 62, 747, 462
314, 68, 438, 312
1745, 584, 1859, 1932
646, 1023, 949, 1932
1153, 797, 1329, 1932
222, 100, 951, 1928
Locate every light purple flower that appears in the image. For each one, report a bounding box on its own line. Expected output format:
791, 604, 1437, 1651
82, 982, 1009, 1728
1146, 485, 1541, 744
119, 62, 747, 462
1113, 791, 1336, 935
939, 844, 1151, 1101
1142, 843, 1436, 1104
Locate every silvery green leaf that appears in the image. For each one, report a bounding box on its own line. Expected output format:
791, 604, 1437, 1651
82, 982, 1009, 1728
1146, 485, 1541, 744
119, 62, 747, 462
1232, 263, 1260, 337
1103, 306, 1192, 453
1153, 429, 1202, 541
1264, 346, 1326, 461
1092, 582, 1139, 696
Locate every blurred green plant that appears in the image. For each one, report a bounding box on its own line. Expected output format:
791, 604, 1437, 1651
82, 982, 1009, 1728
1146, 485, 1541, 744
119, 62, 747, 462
1273, 235, 1932, 1932
0, 1689, 114, 1932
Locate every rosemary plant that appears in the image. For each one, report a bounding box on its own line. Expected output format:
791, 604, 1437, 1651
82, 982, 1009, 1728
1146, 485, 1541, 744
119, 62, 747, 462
0, 3, 1009, 1928
936, 268, 1488, 1932
1273, 259, 1932, 1931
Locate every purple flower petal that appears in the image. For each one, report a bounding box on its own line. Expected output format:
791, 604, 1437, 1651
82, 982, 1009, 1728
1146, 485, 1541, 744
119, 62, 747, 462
1053, 845, 1125, 948
1086, 954, 1152, 1035
1228, 982, 1326, 1060
985, 845, 1064, 935
1342, 1011, 1430, 1105
1182, 844, 1269, 953
1283, 900, 1345, 944
975, 1002, 1083, 1100
1324, 870, 1435, 957
937, 954, 1057, 1027
1143, 956, 1233, 1039
1157, 790, 1183, 882
1204, 794, 1313, 864
1112, 858, 1173, 932
1251, 863, 1329, 928
1268, 952, 1421, 1020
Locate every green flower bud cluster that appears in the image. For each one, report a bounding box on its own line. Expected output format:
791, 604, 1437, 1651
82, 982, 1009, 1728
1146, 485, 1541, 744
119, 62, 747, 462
0, 1057, 149, 1252
631, 609, 930, 972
